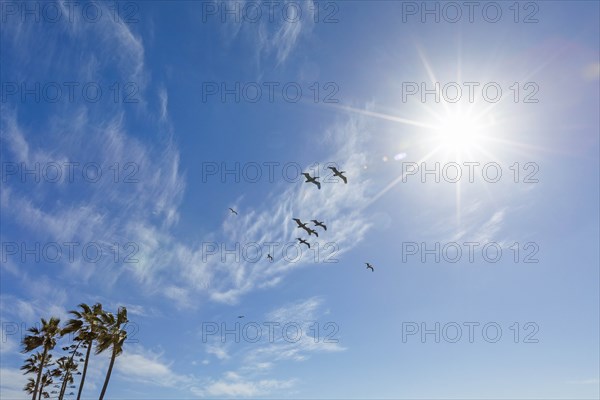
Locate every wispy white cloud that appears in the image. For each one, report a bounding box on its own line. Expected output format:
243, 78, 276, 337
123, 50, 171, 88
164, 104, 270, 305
2, 102, 376, 308
162, 285, 195, 310
116, 345, 194, 388
206, 343, 231, 360
0, 335, 18, 355
0, 294, 68, 324
266, 296, 322, 322
1, 0, 376, 311
0, 5, 187, 327
243, 297, 346, 365
197, 296, 344, 397
196, 116, 374, 304
259, 2, 308, 66
193, 375, 296, 397
1, 106, 185, 276
449, 207, 507, 245
216, 0, 316, 67
0, 368, 27, 399
2, 1, 147, 103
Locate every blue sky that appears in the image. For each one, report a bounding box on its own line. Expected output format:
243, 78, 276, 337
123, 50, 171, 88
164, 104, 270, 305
1, 0, 599, 398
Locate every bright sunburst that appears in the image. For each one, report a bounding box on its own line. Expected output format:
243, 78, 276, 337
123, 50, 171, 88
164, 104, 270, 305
326, 43, 541, 225
428, 105, 498, 160
435, 111, 481, 151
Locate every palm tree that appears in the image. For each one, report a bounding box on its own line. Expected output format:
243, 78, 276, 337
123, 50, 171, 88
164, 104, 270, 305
54, 340, 84, 399
37, 370, 58, 400
62, 303, 103, 400
23, 357, 58, 400
96, 307, 128, 400
54, 356, 78, 400
21, 353, 54, 399
22, 317, 61, 400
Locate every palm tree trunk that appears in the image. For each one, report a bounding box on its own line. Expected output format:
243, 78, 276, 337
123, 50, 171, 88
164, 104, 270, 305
61, 339, 81, 400
58, 378, 66, 400
32, 347, 47, 400
98, 348, 117, 400
58, 371, 69, 400
76, 340, 93, 400
37, 376, 47, 400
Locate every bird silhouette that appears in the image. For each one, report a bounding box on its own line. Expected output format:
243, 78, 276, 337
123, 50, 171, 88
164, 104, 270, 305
293, 218, 309, 229
302, 172, 321, 189
305, 227, 319, 237
297, 238, 311, 248
328, 166, 347, 184
238, 315, 244, 318
229, 208, 238, 215
267, 254, 273, 262
365, 262, 374, 271
311, 220, 327, 230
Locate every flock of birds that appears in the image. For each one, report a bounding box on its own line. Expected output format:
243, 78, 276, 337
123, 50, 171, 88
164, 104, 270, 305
228, 167, 374, 272
300, 166, 348, 189
293, 217, 326, 248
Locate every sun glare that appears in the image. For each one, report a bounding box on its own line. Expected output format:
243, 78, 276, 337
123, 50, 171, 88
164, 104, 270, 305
434, 110, 485, 153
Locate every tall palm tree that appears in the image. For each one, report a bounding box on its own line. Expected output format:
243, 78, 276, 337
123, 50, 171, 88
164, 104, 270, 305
22, 317, 61, 400
21, 353, 53, 398
62, 303, 103, 400
37, 370, 58, 400
55, 356, 78, 400
96, 307, 128, 400
55, 340, 83, 400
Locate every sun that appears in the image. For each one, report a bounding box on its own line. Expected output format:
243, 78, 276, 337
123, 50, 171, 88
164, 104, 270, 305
325, 42, 544, 229
429, 107, 495, 159
434, 110, 484, 153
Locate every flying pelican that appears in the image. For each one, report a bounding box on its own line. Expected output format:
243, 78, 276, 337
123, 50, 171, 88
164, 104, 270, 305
365, 262, 374, 272
297, 238, 311, 248
267, 254, 274, 262
238, 315, 245, 318
293, 218, 309, 229
228, 208, 238, 215
311, 220, 327, 231
302, 172, 321, 189
305, 227, 319, 237
328, 166, 347, 184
